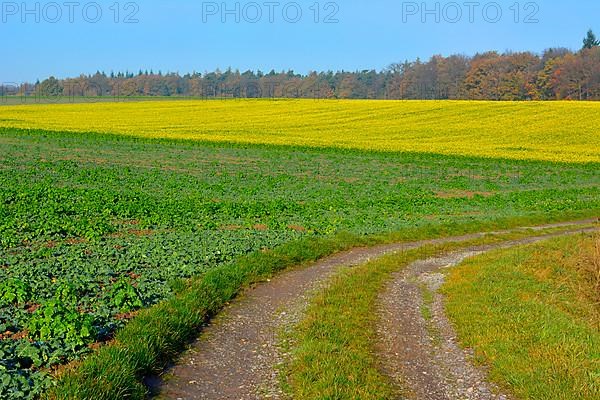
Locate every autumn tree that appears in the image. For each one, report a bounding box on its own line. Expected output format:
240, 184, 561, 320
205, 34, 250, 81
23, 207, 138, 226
553, 47, 600, 99
38, 77, 62, 96
463, 52, 503, 100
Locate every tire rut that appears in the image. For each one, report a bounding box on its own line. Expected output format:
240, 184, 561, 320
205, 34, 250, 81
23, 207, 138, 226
376, 226, 598, 400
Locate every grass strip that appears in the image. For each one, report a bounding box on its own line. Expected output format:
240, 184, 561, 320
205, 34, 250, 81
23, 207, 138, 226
46, 216, 596, 399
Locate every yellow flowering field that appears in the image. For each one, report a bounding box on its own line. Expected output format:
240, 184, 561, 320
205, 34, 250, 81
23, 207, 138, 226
0, 99, 598, 163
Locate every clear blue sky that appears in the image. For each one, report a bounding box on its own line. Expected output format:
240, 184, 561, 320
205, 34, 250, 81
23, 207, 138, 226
1, 0, 598, 82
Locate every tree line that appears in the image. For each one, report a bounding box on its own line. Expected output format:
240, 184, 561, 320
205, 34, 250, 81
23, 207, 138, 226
5, 30, 600, 101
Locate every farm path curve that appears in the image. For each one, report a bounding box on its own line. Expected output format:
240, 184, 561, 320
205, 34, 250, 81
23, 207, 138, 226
157, 219, 597, 400
376, 225, 598, 400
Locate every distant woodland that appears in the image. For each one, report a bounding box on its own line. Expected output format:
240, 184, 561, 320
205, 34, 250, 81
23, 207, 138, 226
5, 31, 600, 101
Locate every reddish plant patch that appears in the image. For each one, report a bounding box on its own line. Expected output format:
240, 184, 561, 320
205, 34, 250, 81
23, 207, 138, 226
128, 272, 141, 280
26, 304, 41, 313
220, 224, 244, 231
115, 311, 140, 321
66, 238, 88, 245
435, 190, 496, 199
0, 329, 30, 341
127, 229, 154, 237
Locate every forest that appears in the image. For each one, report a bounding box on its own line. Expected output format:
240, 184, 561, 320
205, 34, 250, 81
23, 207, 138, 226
4, 30, 600, 101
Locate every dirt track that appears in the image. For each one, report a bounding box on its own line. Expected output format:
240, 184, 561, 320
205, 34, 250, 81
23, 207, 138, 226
157, 220, 597, 399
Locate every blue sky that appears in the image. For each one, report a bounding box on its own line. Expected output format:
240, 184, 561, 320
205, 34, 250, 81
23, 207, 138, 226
1, 0, 599, 82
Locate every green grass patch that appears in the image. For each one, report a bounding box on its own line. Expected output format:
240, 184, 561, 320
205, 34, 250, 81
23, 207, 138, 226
420, 286, 435, 322
443, 234, 600, 400
281, 253, 408, 400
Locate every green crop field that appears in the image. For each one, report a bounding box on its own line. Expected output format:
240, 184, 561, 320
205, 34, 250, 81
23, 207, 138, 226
0, 100, 599, 399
